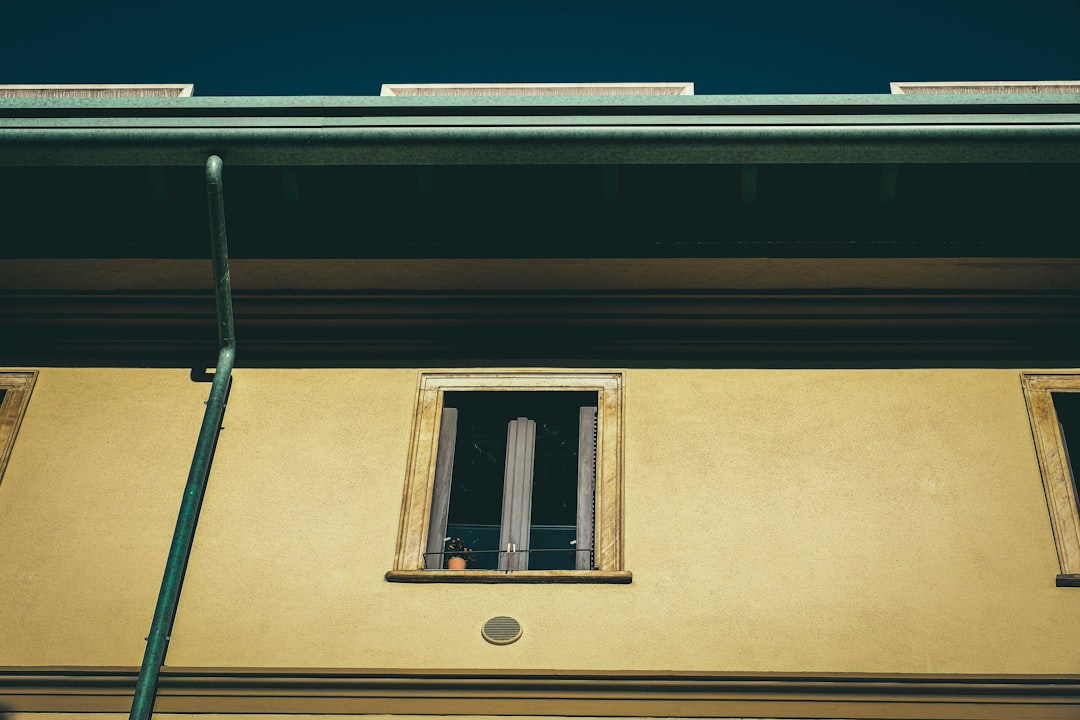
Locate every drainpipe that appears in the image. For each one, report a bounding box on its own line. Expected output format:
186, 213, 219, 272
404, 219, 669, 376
129, 154, 235, 720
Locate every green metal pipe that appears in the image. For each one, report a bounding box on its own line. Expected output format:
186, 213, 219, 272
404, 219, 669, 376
128, 154, 235, 720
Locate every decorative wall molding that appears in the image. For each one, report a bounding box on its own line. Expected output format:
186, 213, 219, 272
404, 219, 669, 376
2, 289, 1078, 366
1, 667, 1079, 719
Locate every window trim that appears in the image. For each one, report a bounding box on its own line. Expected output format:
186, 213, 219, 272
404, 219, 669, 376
0, 371, 37, 483
1022, 373, 1080, 586
387, 371, 629, 584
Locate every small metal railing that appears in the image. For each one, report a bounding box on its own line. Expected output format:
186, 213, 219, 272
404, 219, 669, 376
424, 547, 593, 571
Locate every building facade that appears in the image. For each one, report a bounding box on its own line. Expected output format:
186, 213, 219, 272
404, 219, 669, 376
1, 83, 1079, 720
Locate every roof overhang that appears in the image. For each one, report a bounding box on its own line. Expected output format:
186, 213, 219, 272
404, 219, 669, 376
2, 92, 1079, 366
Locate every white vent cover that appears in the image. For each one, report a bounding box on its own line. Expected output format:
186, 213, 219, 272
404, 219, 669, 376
481, 616, 523, 645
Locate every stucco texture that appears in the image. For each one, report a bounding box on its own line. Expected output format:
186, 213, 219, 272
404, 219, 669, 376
167, 369, 1077, 673
0, 369, 208, 665
1, 368, 1078, 673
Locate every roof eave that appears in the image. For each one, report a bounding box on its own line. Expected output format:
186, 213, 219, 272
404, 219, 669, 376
1, 93, 1079, 166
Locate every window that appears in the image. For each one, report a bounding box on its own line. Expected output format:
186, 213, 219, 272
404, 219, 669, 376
0, 372, 37, 483
1022, 374, 1080, 586
387, 372, 628, 583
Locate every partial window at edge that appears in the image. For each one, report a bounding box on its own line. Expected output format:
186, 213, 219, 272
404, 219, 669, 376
0, 372, 38, 483
1022, 373, 1080, 586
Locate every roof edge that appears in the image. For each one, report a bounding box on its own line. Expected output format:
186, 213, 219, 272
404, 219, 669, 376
0, 84, 194, 98
380, 82, 695, 97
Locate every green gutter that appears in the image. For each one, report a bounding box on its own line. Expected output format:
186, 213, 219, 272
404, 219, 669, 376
129, 155, 235, 720
2, 92, 1079, 166
3, 123, 1080, 166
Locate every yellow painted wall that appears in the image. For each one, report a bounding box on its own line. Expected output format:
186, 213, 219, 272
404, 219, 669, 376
1, 368, 1078, 673
0, 369, 208, 666
8, 716, 591, 720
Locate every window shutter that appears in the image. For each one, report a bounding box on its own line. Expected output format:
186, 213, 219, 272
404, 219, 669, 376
425, 407, 458, 569
1061, 420, 1075, 480
499, 417, 536, 571
577, 406, 598, 570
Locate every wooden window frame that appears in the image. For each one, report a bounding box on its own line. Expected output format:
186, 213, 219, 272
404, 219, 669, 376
1022, 373, 1080, 586
386, 371, 629, 583
0, 371, 37, 482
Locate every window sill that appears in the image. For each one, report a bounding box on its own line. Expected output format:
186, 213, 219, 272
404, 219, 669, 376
385, 570, 632, 584
1057, 573, 1080, 587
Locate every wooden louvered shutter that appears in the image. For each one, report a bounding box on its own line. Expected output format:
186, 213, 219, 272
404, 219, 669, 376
576, 406, 598, 570
425, 407, 458, 569
499, 417, 536, 571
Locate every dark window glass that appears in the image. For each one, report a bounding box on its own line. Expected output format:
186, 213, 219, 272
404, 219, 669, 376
443, 390, 596, 570
1053, 392, 1080, 511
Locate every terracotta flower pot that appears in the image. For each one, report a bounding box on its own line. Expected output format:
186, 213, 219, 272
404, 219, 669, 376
447, 556, 467, 570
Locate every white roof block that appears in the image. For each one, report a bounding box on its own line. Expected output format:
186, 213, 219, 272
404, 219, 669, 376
381, 82, 694, 97
891, 80, 1080, 94
0, 84, 194, 98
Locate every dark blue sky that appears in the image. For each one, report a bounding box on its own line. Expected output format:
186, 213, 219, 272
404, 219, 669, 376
3, 1, 1079, 96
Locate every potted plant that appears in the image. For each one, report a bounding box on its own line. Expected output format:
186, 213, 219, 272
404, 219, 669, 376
444, 536, 475, 570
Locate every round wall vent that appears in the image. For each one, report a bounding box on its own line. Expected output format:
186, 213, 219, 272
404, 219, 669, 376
481, 616, 522, 645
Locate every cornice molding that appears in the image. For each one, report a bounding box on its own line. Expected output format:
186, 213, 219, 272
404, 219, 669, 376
2, 288, 1078, 365
1, 667, 1079, 719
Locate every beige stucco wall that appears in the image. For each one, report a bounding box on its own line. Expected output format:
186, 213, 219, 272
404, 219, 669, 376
0, 369, 207, 666
8, 716, 631, 720
1, 368, 1077, 673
